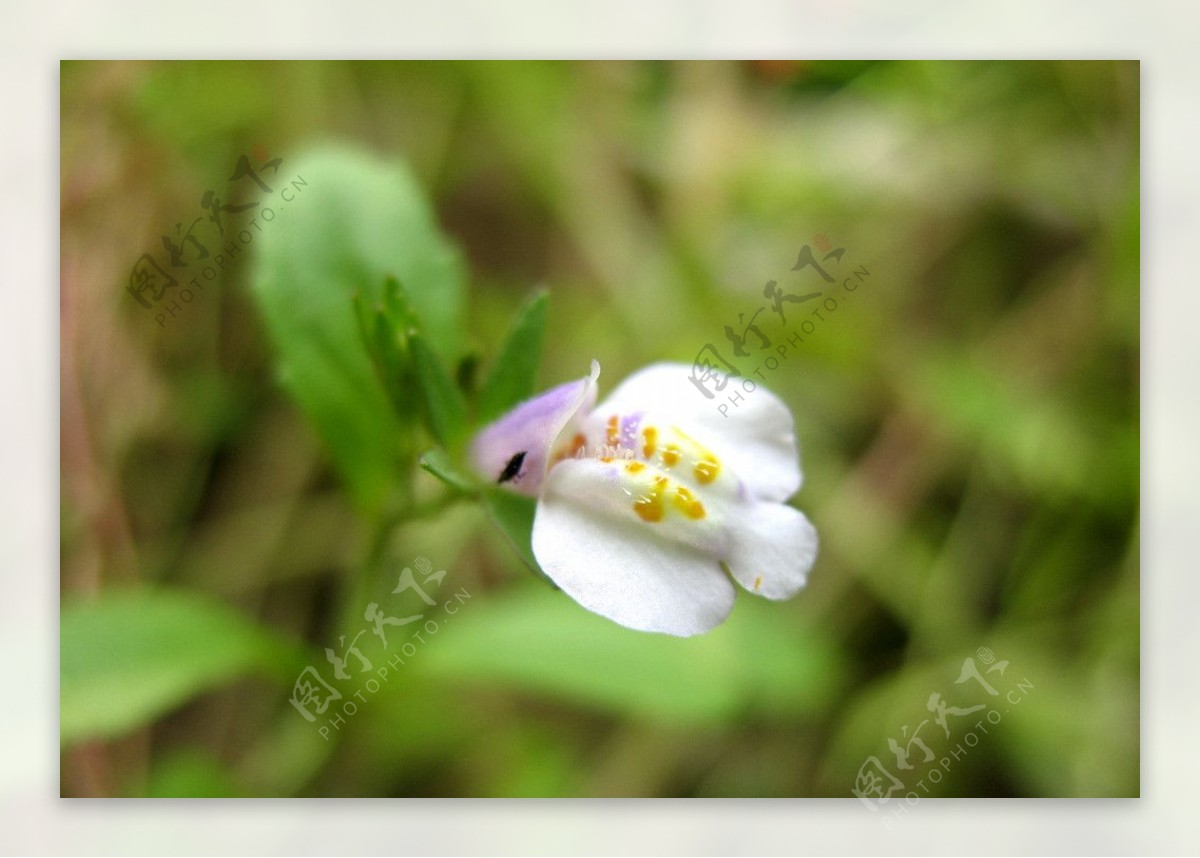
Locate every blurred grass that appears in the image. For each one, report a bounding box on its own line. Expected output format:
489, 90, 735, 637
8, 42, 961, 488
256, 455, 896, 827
60, 60, 1138, 797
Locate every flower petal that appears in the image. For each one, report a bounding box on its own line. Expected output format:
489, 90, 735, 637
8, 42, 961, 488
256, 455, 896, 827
470, 360, 600, 495
597, 363, 802, 502
722, 502, 818, 600
531, 458, 735, 636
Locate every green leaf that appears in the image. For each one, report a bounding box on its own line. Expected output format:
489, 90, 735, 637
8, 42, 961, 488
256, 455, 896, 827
455, 352, 481, 398
61, 589, 304, 745
252, 147, 466, 513
379, 274, 420, 333
419, 448, 477, 495
350, 289, 410, 416
419, 586, 841, 725
480, 487, 547, 582
476, 290, 550, 423
371, 308, 408, 401
408, 330, 468, 448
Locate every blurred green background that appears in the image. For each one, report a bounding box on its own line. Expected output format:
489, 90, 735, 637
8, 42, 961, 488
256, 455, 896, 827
59, 60, 1138, 798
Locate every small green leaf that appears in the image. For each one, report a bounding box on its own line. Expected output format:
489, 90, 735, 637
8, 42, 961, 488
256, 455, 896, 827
61, 589, 304, 745
380, 274, 420, 332
419, 448, 477, 495
371, 305, 412, 410
353, 277, 420, 419
408, 330, 468, 447
480, 487, 547, 582
476, 291, 549, 423
456, 352, 481, 398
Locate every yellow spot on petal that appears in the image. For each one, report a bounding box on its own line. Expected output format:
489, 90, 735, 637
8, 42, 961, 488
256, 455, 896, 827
606, 415, 620, 446
625, 461, 645, 473
642, 426, 657, 459
753, 576, 762, 591
694, 455, 720, 484
672, 485, 706, 519
662, 444, 680, 468
632, 476, 669, 523
633, 498, 663, 522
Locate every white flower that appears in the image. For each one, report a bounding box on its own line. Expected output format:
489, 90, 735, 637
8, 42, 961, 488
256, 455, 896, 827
470, 360, 817, 637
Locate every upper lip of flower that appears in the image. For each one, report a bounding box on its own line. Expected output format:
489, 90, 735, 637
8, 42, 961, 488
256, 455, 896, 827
471, 360, 818, 637
470, 359, 600, 496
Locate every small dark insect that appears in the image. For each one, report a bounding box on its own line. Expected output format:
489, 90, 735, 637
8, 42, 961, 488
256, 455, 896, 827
497, 451, 527, 484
